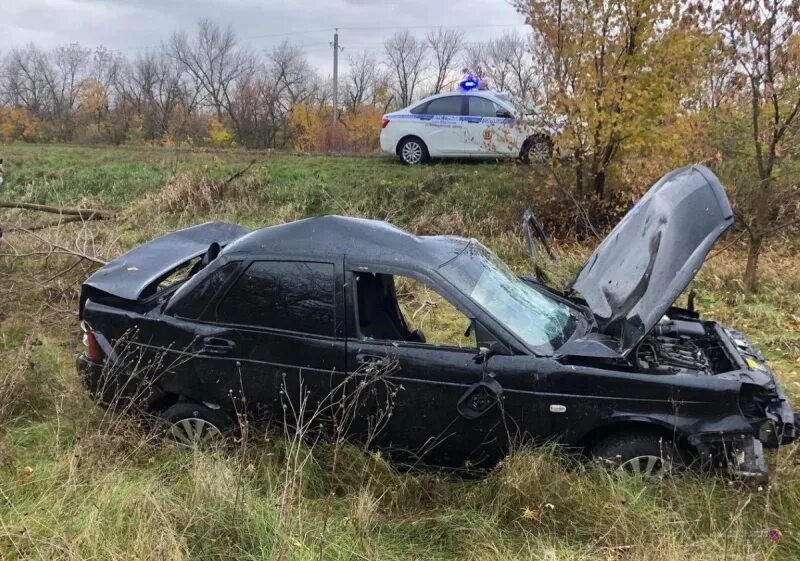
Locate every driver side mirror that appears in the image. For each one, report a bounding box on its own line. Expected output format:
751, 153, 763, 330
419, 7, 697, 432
496, 109, 514, 119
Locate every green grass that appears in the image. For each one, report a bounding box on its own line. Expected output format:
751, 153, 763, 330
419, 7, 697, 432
1, 143, 799, 560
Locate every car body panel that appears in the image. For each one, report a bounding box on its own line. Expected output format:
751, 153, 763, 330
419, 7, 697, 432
570, 164, 734, 356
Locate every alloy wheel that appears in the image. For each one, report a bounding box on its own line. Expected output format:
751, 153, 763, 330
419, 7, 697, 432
401, 141, 423, 164
528, 140, 551, 164
617, 454, 671, 478
166, 417, 225, 449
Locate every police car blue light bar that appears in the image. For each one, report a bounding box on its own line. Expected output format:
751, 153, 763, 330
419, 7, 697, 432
459, 76, 480, 91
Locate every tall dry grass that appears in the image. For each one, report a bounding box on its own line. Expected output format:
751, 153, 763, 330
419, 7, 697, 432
1, 153, 798, 560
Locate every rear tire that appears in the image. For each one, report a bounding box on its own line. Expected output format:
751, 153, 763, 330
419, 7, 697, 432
159, 402, 233, 450
591, 430, 684, 478
520, 135, 553, 165
398, 137, 428, 165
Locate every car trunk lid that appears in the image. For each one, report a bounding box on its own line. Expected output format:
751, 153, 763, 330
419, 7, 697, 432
81, 222, 249, 308
569, 164, 733, 356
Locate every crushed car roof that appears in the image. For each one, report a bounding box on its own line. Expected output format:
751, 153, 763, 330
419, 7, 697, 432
222, 215, 471, 269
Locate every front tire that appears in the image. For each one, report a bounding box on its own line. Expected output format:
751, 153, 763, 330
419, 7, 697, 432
398, 137, 428, 165
591, 430, 684, 478
159, 402, 232, 450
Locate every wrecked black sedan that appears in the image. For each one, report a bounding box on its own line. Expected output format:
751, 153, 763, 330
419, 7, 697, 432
77, 164, 795, 479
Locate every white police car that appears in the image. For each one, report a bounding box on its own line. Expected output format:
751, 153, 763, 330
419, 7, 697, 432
380, 84, 552, 165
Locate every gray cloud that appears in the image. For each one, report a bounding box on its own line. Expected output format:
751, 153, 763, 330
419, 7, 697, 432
2, 0, 526, 72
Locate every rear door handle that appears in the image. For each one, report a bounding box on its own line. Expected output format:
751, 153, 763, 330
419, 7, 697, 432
198, 337, 236, 356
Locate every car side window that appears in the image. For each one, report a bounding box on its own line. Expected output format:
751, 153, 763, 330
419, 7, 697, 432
410, 101, 429, 114
353, 271, 475, 349
468, 96, 502, 118
424, 96, 464, 116
170, 261, 241, 319
216, 261, 335, 336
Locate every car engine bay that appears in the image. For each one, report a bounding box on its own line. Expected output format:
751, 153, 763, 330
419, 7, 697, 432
634, 317, 735, 374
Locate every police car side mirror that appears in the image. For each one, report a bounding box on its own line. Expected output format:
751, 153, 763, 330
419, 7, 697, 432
496, 109, 514, 119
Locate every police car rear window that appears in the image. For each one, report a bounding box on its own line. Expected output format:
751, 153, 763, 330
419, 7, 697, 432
423, 96, 463, 116
410, 102, 428, 114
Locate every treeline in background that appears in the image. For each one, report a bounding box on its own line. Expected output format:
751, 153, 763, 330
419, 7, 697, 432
0, 20, 541, 152
1, 0, 799, 289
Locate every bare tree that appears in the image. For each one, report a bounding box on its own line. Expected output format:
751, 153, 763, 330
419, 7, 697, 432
384, 31, 427, 107
268, 42, 317, 110
267, 42, 319, 147
116, 50, 195, 141
3, 44, 49, 115
494, 32, 539, 105
43, 43, 92, 138
168, 19, 254, 129
426, 29, 463, 94
343, 50, 385, 111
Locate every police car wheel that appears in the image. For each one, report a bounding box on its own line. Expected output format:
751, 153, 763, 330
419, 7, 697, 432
521, 136, 552, 165
398, 138, 427, 165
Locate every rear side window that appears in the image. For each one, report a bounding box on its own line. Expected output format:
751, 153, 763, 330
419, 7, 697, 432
424, 96, 464, 116
410, 102, 429, 114
171, 261, 240, 319
468, 96, 503, 118
216, 261, 335, 336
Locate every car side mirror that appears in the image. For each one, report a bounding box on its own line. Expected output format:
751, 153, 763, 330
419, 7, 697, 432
496, 109, 514, 119
473, 341, 507, 364
469, 319, 510, 358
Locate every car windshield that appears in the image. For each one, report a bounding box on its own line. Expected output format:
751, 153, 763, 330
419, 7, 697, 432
440, 241, 575, 354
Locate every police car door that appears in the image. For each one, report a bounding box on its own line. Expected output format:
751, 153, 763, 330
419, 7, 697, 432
465, 96, 517, 156
421, 95, 470, 156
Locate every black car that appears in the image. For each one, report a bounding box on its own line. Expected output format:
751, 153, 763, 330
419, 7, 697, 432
77, 164, 796, 479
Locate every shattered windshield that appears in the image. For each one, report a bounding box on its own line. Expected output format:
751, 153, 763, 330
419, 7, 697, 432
440, 241, 574, 354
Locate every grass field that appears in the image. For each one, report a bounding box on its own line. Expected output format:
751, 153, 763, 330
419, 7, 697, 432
1, 143, 800, 560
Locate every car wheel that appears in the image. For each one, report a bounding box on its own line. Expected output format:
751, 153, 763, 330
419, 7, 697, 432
159, 402, 232, 450
521, 136, 553, 165
398, 137, 428, 165
591, 430, 684, 478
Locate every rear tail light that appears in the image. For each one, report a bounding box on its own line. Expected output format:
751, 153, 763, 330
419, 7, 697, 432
81, 321, 103, 363
381, 118, 390, 129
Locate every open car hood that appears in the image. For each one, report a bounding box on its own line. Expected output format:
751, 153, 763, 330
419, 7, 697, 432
569, 164, 733, 356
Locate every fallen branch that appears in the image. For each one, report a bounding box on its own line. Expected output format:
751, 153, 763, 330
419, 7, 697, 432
4, 227, 108, 266
221, 159, 258, 188
0, 201, 114, 220
8, 214, 110, 232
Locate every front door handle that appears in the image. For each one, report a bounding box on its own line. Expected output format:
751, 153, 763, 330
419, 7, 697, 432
355, 353, 388, 365
198, 337, 236, 356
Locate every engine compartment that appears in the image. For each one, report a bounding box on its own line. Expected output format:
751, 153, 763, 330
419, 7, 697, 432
634, 317, 736, 374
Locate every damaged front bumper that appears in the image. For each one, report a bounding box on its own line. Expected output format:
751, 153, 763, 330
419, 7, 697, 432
688, 432, 771, 481
688, 386, 796, 482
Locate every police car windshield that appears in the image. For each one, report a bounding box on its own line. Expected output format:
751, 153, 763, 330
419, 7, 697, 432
440, 241, 575, 354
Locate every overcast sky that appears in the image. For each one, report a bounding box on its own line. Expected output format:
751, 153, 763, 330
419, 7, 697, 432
2, 0, 528, 74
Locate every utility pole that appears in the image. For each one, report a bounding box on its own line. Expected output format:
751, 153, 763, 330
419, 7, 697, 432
332, 28, 342, 125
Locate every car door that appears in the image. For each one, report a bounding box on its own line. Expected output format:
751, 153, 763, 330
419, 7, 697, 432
339, 265, 514, 471
146, 258, 246, 410
197, 258, 346, 422
418, 95, 470, 156
465, 95, 518, 156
